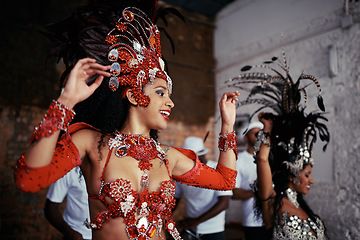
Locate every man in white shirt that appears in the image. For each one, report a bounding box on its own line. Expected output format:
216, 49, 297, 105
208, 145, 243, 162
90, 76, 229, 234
175, 136, 232, 240
233, 122, 266, 240
44, 166, 91, 240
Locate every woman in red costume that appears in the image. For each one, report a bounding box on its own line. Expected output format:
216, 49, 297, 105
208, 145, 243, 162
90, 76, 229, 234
14, 1, 239, 239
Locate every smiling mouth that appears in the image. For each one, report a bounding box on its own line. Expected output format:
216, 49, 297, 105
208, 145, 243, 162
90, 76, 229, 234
160, 110, 170, 120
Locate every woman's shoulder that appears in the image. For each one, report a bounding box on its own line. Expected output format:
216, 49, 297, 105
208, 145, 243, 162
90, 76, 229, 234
69, 122, 111, 149
280, 198, 309, 220
69, 122, 101, 134
162, 145, 197, 160
161, 145, 198, 176
274, 209, 326, 239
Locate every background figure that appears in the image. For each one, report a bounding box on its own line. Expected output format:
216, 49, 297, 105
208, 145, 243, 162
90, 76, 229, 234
233, 122, 265, 240
175, 136, 232, 240
45, 166, 91, 240
230, 52, 330, 239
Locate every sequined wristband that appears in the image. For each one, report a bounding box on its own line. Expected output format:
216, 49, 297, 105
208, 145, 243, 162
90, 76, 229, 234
29, 100, 75, 142
218, 131, 238, 159
253, 130, 270, 160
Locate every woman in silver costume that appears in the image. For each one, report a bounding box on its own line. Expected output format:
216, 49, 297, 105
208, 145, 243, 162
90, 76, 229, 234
227, 51, 330, 239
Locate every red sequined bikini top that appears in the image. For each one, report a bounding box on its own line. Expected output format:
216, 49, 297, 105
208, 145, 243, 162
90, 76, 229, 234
87, 132, 181, 240
15, 121, 236, 239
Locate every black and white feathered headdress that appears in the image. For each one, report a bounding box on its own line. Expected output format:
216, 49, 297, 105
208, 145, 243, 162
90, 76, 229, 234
226, 49, 330, 177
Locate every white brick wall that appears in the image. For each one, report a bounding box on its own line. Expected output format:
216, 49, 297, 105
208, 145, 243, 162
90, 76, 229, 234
215, 1, 360, 239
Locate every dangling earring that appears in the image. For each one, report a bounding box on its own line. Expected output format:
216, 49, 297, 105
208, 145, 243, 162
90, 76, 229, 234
292, 178, 300, 185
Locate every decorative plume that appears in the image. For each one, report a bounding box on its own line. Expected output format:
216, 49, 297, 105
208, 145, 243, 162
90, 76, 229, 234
41, 0, 184, 92
225, 48, 330, 171
226, 49, 326, 116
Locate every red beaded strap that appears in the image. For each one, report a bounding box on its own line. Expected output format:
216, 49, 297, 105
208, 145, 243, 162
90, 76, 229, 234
218, 131, 238, 160
29, 100, 75, 143
166, 220, 181, 240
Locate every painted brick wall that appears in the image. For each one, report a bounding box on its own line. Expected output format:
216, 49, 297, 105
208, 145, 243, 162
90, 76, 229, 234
1, 106, 62, 239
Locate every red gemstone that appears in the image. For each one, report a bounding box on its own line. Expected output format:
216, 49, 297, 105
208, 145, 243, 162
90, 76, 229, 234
146, 224, 157, 237
116, 147, 127, 156
127, 226, 138, 238
123, 11, 134, 21
139, 225, 146, 233
125, 138, 135, 145
139, 136, 146, 145
138, 235, 147, 240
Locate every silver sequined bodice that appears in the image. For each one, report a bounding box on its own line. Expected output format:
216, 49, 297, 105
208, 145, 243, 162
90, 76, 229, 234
273, 211, 326, 240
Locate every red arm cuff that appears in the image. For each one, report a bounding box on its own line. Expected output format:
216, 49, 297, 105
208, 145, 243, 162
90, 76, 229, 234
172, 148, 237, 190
14, 123, 92, 193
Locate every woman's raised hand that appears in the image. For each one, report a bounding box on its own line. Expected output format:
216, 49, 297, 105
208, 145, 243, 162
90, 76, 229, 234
57, 58, 111, 108
219, 91, 240, 133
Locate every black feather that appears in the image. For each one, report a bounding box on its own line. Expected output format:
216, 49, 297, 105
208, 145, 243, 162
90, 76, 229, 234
317, 95, 325, 111
263, 61, 274, 64
156, 6, 186, 24
158, 27, 175, 54
241, 65, 252, 71
295, 91, 301, 105
158, 15, 168, 26
322, 143, 328, 151
250, 86, 262, 95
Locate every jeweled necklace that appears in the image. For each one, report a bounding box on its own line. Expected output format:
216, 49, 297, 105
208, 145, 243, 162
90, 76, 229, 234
107, 131, 180, 240
285, 188, 299, 208
108, 131, 167, 171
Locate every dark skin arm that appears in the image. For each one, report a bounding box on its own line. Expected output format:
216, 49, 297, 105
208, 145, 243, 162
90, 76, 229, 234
44, 199, 84, 240
177, 196, 231, 229
232, 188, 254, 200
256, 112, 275, 229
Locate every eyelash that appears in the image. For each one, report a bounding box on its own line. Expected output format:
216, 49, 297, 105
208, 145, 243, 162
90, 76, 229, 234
156, 90, 165, 97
